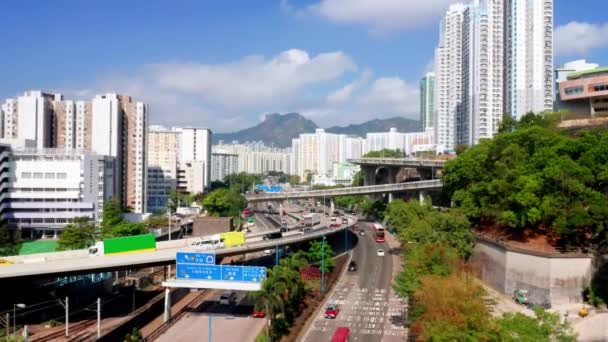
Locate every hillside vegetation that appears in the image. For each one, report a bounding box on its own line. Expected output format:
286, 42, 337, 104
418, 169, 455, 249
443, 113, 608, 247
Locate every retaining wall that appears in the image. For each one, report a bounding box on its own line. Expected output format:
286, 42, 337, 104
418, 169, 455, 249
471, 237, 593, 305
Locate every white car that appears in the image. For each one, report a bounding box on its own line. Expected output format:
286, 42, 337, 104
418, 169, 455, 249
263, 249, 274, 255
377, 249, 385, 257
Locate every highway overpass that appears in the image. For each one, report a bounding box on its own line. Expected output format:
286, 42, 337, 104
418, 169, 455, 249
0, 219, 355, 280
348, 158, 448, 168
245, 179, 443, 202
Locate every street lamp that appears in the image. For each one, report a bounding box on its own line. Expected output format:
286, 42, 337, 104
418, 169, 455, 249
13, 303, 25, 340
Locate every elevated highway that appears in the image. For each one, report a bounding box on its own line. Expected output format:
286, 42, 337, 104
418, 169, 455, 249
245, 179, 443, 202
0, 218, 356, 280
348, 157, 448, 168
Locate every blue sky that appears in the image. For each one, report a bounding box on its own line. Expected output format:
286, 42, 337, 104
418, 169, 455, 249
1, 0, 608, 132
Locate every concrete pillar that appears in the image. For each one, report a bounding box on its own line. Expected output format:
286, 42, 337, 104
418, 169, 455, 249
279, 203, 284, 217
388, 193, 394, 203
163, 288, 172, 322
419, 191, 426, 205
53, 230, 58, 239
363, 166, 375, 186
388, 167, 397, 184
330, 200, 335, 215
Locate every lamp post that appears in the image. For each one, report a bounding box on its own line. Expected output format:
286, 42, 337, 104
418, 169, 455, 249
13, 303, 25, 340
321, 236, 326, 296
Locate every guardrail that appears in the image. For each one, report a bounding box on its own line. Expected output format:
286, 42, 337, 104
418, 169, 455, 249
0, 216, 357, 279
347, 158, 447, 167
245, 180, 443, 202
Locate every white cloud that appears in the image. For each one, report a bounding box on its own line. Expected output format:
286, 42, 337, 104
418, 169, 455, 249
308, 0, 459, 33
326, 70, 372, 104
148, 49, 356, 110
304, 76, 419, 126
555, 21, 608, 56
80, 48, 419, 131
92, 49, 357, 131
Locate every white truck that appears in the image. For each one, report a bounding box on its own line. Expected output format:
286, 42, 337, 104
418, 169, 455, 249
303, 213, 321, 227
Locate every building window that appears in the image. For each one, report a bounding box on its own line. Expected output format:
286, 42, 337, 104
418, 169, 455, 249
33, 172, 43, 179
564, 86, 584, 95
21, 172, 31, 179
45, 173, 55, 179
57, 173, 68, 179
592, 84, 608, 92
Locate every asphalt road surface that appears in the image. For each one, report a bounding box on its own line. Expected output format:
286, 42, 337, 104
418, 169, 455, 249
156, 290, 266, 342
301, 222, 408, 342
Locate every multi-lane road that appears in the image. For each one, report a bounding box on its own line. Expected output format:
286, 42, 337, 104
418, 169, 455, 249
301, 222, 408, 342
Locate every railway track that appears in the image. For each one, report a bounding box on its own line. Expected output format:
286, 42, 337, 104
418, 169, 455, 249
32, 320, 94, 342
145, 289, 209, 341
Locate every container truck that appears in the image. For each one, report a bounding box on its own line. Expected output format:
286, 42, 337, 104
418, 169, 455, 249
89, 234, 157, 256
303, 213, 321, 227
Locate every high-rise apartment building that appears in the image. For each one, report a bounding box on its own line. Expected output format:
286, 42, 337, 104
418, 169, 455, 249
147, 126, 179, 213
175, 127, 212, 193
291, 129, 340, 179
338, 136, 365, 162
420, 73, 436, 131
89, 94, 148, 213
0, 91, 149, 213
213, 142, 291, 175
211, 152, 239, 182
461, 0, 504, 146
435, 4, 465, 153
504, 0, 553, 119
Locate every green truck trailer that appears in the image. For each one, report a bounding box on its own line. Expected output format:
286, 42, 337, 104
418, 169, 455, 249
88, 234, 157, 256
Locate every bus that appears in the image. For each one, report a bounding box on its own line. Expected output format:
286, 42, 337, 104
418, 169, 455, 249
331, 327, 351, 342
373, 223, 385, 243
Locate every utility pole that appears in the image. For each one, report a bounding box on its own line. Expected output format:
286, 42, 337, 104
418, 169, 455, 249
97, 298, 101, 339
208, 315, 212, 342
65, 297, 69, 337
321, 236, 326, 296
5, 313, 9, 340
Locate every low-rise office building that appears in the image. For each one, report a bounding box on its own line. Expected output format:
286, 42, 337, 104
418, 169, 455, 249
2, 147, 116, 237
558, 66, 608, 117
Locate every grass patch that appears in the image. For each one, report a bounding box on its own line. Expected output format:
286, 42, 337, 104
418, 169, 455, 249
19, 240, 58, 255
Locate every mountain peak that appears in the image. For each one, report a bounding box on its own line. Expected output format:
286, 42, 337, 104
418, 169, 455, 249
213, 113, 420, 148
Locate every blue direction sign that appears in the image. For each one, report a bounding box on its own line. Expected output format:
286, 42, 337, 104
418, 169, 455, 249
242, 266, 267, 283
221, 265, 242, 281
176, 252, 215, 265
177, 263, 222, 280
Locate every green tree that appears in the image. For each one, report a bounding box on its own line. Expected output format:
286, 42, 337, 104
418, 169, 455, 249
203, 188, 246, 217
351, 171, 364, 186
168, 190, 193, 213
0, 225, 21, 256
360, 198, 387, 220
111, 221, 148, 237
251, 254, 307, 340
392, 242, 459, 298
123, 327, 143, 342
287, 174, 301, 185
57, 217, 97, 251
101, 198, 123, 238
146, 214, 168, 228
307, 240, 334, 272
493, 308, 577, 342
303, 170, 314, 184
224, 172, 263, 193
442, 118, 608, 245
412, 272, 493, 341
363, 149, 404, 158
